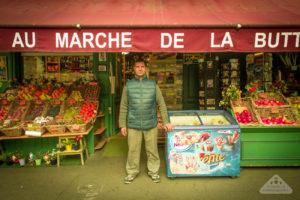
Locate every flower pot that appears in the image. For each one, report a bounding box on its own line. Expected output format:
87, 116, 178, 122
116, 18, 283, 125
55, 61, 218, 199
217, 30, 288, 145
35, 159, 42, 166
73, 142, 80, 150
19, 158, 26, 167
65, 144, 72, 151
59, 146, 65, 152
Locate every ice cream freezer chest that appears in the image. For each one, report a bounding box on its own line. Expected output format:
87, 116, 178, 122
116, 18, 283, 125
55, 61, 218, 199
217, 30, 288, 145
166, 110, 241, 177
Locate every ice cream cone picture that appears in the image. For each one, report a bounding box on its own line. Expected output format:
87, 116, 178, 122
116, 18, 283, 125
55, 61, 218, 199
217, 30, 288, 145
198, 132, 210, 143
232, 131, 240, 143
214, 136, 226, 150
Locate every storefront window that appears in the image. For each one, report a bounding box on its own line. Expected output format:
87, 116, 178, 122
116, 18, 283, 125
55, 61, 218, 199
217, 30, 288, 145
22, 54, 93, 83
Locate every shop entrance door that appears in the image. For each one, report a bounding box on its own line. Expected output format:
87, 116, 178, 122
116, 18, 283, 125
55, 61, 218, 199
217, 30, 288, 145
183, 63, 199, 110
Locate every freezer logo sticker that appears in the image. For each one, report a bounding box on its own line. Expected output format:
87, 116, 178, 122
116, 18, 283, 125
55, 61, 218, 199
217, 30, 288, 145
199, 153, 225, 165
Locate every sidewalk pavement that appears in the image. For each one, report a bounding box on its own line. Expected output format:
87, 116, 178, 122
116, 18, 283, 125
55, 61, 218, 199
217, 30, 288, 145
0, 145, 299, 200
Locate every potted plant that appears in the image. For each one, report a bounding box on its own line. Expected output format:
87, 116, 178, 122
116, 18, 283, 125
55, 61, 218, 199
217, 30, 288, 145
73, 136, 82, 150
49, 149, 57, 165
219, 84, 242, 109
35, 153, 43, 166
56, 143, 65, 152
43, 152, 51, 165
16, 152, 26, 167
62, 138, 73, 151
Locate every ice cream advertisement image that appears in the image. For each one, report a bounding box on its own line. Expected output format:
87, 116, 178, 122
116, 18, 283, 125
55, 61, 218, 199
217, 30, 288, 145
167, 129, 240, 177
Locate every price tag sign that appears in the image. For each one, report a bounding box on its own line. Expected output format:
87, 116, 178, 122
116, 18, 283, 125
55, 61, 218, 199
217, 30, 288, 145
20, 100, 26, 105
271, 107, 279, 114
72, 125, 80, 131
54, 100, 61, 105
25, 131, 42, 137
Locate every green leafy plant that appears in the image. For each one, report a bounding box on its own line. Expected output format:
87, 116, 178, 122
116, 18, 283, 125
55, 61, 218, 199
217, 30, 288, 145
279, 53, 298, 67
219, 85, 242, 108
35, 152, 43, 159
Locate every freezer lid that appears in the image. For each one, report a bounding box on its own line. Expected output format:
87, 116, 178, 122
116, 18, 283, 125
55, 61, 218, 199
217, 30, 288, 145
168, 110, 240, 130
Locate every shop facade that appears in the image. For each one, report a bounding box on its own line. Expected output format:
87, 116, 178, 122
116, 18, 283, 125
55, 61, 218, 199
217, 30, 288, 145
1, 0, 300, 166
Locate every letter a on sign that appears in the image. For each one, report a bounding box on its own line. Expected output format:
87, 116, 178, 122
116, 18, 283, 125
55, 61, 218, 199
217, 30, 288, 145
259, 174, 293, 194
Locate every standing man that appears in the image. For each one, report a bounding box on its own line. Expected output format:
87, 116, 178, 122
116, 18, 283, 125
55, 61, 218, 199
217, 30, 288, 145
119, 59, 173, 184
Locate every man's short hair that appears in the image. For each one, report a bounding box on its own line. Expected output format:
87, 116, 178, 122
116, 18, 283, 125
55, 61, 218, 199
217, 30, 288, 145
133, 59, 147, 67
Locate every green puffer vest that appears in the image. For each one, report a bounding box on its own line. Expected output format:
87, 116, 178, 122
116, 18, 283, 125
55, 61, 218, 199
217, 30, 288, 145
126, 77, 157, 130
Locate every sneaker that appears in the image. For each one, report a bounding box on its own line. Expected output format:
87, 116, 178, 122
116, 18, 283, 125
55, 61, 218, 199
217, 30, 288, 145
124, 175, 135, 184
150, 175, 160, 183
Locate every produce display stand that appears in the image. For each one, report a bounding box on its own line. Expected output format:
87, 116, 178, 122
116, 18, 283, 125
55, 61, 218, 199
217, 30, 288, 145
0, 127, 92, 167
57, 135, 89, 167
228, 109, 300, 166
240, 126, 300, 166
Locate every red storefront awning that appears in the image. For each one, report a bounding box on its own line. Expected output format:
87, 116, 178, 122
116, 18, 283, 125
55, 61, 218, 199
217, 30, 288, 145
1, 0, 300, 52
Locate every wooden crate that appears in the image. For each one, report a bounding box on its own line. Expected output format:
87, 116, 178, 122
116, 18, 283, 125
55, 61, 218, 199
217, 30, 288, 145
66, 118, 93, 133
23, 100, 48, 121
83, 82, 101, 100
255, 107, 300, 126
46, 119, 71, 134
5, 100, 30, 122
251, 93, 291, 109
44, 100, 64, 118
0, 121, 24, 137
230, 98, 261, 126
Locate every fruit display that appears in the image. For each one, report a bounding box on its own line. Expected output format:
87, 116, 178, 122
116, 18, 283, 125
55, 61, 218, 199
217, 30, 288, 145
45, 105, 61, 118
84, 82, 100, 99
17, 85, 35, 101
260, 116, 298, 125
69, 91, 84, 101
6, 106, 27, 122
79, 101, 98, 121
254, 100, 285, 106
34, 84, 52, 100
0, 106, 9, 121
235, 110, 259, 124
252, 93, 290, 108
24, 103, 46, 121
63, 107, 80, 119
51, 86, 68, 101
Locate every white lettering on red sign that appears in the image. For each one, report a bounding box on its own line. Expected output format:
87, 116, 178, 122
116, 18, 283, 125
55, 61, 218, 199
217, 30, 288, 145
55, 32, 132, 49
56, 33, 68, 48
122, 32, 132, 48
95, 33, 106, 48
211, 32, 233, 48
161, 33, 184, 48
12, 32, 36, 48
70, 32, 82, 48
82, 32, 95, 48
255, 32, 300, 48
